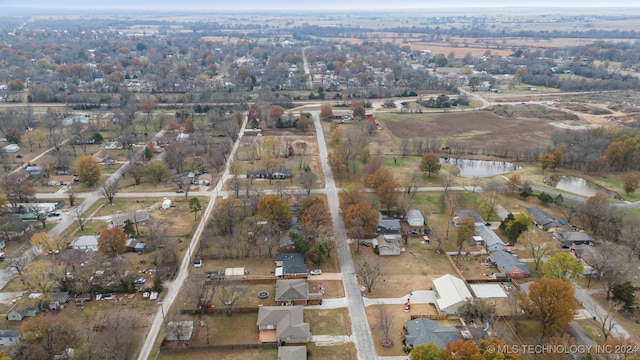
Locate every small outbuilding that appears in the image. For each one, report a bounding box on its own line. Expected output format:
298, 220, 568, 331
224, 267, 246, 280
161, 198, 172, 209
406, 209, 425, 227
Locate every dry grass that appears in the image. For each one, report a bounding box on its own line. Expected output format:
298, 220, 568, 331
158, 348, 278, 360
353, 239, 457, 298
366, 303, 440, 357
307, 280, 344, 299
305, 308, 349, 336
308, 342, 356, 360
590, 292, 640, 343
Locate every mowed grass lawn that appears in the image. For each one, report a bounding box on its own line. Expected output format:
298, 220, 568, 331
305, 308, 350, 336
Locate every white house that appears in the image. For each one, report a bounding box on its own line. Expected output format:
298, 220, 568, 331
70, 235, 99, 251
432, 274, 473, 315
406, 209, 425, 227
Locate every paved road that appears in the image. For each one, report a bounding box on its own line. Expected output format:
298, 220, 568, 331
136, 116, 248, 360
313, 111, 378, 360
574, 284, 630, 339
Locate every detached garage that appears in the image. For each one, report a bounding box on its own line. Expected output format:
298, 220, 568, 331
407, 209, 425, 227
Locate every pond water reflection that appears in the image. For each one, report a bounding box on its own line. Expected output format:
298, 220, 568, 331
544, 175, 620, 199
439, 158, 519, 178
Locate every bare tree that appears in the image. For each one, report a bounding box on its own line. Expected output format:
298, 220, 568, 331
586, 299, 621, 341
299, 171, 318, 197
10, 250, 33, 285
186, 273, 216, 315
377, 306, 394, 347
72, 204, 86, 231
356, 255, 385, 293
521, 230, 557, 271
99, 180, 119, 206
91, 308, 138, 360
218, 281, 248, 316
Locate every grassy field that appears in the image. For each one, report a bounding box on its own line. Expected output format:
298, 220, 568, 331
305, 308, 349, 336
353, 239, 457, 298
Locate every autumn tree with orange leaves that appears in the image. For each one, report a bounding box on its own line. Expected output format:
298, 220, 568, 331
368, 167, 400, 212
300, 202, 333, 239
98, 227, 127, 257
521, 278, 576, 339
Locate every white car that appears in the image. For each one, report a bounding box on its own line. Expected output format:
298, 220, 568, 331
310, 269, 322, 276
194, 259, 203, 268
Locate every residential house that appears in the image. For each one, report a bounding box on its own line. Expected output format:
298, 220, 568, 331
527, 207, 563, 232
431, 274, 473, 315
272, 168, 293, 179
7, 302, 43, 321
62, 115, 89, 126
92, 150, 111, 164
0, 222, 31, 241
9, 202, 58, 214
377, 213, 400, 233
275, 279, 322, 306
197, 173, 212, 186
247, 168, 292, 180
278, 346, 307, 360
453, 210, 484, 226
275, 253, 308, 279
25, 166, 43, 178
372, 234, 402, 256
0, 329, 19, 346
70, 235, 99, 251
247, 168, 270, 178
404, 318, 461, 349
475, 224, 505, 252
165, 321, 194, 341
552, 231, 593, 248
489, 250, 531, 278
47, 175, 76, 186
570, 244, 599, 276
406, 209, 425, 227
101, 141, 122, 150
48, 292, 71, 310
125, 237, 145, 252
256, 306, 311, 344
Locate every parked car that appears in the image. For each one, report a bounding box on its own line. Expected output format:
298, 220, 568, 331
359, 241, 371, 247
194, 258, 202, 268
48, 212, 61, 217
505, 243, 515, 247
176, 189, 185, 193
135, 278, 146, 285
101, 294, 115, 300
310, 269, 322, 275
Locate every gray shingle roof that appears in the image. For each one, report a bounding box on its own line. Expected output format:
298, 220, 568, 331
405, 318, 460, 349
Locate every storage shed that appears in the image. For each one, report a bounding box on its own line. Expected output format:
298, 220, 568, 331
406, 209, 425, 227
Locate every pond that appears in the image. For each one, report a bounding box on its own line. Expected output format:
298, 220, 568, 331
439, 158, 520, 178
543, 175, 621, 199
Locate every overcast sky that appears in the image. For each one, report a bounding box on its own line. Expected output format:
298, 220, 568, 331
1, 0, 638, 10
